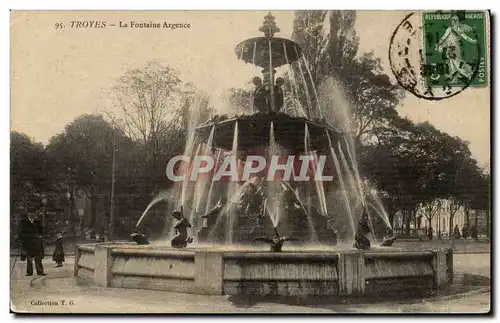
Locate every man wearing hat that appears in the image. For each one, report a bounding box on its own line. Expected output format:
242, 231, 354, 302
17, 208, 45, 276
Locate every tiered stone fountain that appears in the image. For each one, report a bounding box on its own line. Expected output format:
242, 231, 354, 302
75, 13, 453, 297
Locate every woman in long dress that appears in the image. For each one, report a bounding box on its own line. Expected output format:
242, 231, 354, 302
434, 15, 478, 83
52, 233, 65, 267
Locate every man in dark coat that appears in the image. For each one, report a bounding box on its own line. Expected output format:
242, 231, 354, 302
18, 210, 45, 276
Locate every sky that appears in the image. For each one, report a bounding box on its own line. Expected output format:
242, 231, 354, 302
10, 10, 490, 166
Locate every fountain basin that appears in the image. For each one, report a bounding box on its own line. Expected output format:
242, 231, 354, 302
74, 243, 453, 296
195, 113, 341, 153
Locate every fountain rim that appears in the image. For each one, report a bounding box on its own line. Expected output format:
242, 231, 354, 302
195, 113, 343, 136
234, 37, 304, 68
234, 37, 303, 52
78, 241, 442, 258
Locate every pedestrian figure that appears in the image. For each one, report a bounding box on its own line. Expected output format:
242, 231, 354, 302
18, 210, 45, 276
428, 226, 434, 240
462, 225, 469, 239
453, 224, 461, 240
471, 225, 478, 241
52, 233, 65, 267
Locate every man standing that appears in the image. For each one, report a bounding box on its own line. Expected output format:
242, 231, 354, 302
453, 224, 461, 240
18, 209, 45, 276
462, 225, 469, 239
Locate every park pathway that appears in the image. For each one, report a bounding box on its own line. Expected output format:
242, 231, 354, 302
10, 254, 490, 313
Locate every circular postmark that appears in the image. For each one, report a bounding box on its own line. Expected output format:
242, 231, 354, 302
389, 11, 483, 101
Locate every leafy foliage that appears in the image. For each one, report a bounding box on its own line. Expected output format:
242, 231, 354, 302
10, 132, 47, 209
290, 10, 489, 233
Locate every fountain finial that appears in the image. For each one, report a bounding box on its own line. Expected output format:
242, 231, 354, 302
259, 12, 280, 38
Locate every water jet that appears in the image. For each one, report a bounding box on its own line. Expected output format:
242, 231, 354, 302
75, 12, 453, 298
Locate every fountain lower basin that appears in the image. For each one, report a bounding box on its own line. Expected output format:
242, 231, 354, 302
74, 243, 453, 296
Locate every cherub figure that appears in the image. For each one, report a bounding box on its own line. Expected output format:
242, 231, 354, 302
379, 228, 396, 247
130, 232, 150, 245
171, 207, 194, 248
254, 227, 301, 252
201, 197, 227, 227
353, 210, 371, 250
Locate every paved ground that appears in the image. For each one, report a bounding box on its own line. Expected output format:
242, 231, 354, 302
10, 253, 491, 314
392, 239, 490, 254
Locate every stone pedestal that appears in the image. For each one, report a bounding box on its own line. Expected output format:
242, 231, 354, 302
93, 245, 112, 287
338, 251, 365, 296
74, 244, 81, 277
194, 251, 223, 295
446, 248, 454, 284
433, 249, 447, 288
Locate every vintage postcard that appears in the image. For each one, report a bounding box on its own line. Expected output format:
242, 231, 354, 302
10, 10, 491, 314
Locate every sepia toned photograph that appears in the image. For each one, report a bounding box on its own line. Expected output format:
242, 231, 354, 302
10, 10, 491, 314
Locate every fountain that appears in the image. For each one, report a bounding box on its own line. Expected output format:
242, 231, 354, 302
74, 13, 453, 297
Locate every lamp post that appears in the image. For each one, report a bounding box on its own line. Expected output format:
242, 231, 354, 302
110, 130, 116, 241
41, 195, 48, 234
66, 191, 73, 237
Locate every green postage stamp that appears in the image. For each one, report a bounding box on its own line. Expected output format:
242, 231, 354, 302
422, 11, 488, 88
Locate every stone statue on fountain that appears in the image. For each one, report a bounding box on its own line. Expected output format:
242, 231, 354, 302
193, 13, 344, 246
254, 227, 301, 252
201, 197, 227, 227
236, 179, 266, 218
197, 197, 227, 242
252, 74, 285, 114
170, 207, 194, 248
380, 228, 396, 247
354, 209, 397, 249
354, 209, 371, 250
281, 182, 302, 212
252, 76, 268, 113
130, 232, 150, 245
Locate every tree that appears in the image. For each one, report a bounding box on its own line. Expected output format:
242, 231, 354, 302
10, 131, 48, 242
360, 118, 481, 235
45, 114, 135, 236
418, 199, 442, 230
223, 87, 253, 114
10, 131, 47, 209
101, 62, 218, 237
288, 10, 489, 237
467, 169, 490, 237
110, 62, 212, 193
292, 10, 332, 87
292, 10, 403, 141
112, 61, 184, 144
